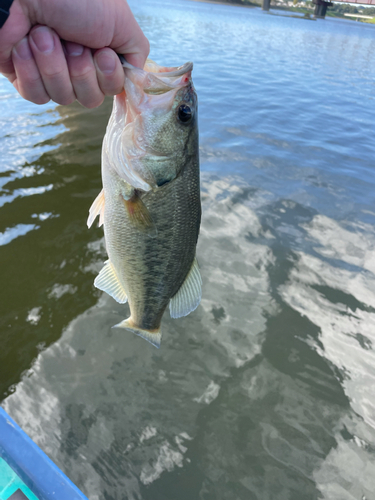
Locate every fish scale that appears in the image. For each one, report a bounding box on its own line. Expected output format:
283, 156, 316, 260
88, 59, 202, 347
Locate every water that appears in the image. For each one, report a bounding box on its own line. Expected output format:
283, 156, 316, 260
1, 1, 375, 498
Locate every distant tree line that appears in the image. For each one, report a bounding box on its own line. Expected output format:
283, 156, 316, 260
328, 3, 375, 15
292, 0, 375, 15
232, 0, 260, 4
205, 0, 375, 16
205, 0, 261, 5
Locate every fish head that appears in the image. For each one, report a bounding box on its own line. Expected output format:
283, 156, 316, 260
146, 73, 198, 164
106, 60, 198, 191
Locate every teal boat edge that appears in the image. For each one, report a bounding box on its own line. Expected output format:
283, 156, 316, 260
0, 407, 89, 500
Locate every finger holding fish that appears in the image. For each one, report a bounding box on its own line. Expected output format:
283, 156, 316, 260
94, 48, 125, 97
65, 43, 105, 109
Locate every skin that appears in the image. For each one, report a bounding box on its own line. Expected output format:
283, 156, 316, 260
0, 0, 150, 107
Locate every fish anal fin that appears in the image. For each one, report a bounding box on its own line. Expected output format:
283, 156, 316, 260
122, 193, 157, 237
169, 257, 202, 319
94, 260, 128, 304
88, 189, 105, 228
113, 317, 161, 348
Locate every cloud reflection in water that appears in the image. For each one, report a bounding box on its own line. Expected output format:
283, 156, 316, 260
4, 175, 375, 499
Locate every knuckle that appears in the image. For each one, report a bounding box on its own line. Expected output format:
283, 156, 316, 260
42, 66, 66, 78
24, 72, 44, 86
99, 72, 124, 96
24, 93, 50, 105
19, 77, 49, 104
71, 67, 94, 82
82, 95, 104, 109
2, 71, 16, 83
143, 38, 151, 57
102, 85, 121, 97
55, 94, 76, 106
36, 96, 51, 105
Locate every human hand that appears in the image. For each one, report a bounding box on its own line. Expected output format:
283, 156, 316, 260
0, 0, 149, 107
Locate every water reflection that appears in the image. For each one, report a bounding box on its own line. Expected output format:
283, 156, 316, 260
1, 0, 375, 498
0, 224, 37, 246
0, 92, 111, 398
3, 175, 375, 499
281, 215, 375, 428
1, 176, 270, 498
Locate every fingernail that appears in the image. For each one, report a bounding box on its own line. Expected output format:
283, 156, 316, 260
65, 41, 84, 57
96, 50, 116, 75
14, 38, 32, 60
31, 26, 55, 54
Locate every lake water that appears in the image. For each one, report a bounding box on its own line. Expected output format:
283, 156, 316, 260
1, 1, 375, 499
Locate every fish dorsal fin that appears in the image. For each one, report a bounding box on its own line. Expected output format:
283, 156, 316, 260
87, 189, 105, 228
169, 257, 202, 319
94, 260, 128, 304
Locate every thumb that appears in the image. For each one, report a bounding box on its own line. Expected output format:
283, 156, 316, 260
109, 3, 150, 68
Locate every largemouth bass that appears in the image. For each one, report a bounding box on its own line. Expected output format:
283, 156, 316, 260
87, 59, 201, 348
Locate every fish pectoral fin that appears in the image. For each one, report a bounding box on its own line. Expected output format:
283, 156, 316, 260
94, 260, 128, 304
122, 192, 157, 238
113, 318, 162, 348
169, 257, 202, 319
87, 189, 105, 228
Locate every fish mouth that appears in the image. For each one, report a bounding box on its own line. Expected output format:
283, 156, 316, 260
118, 56, 193, 94
118, 55, 193, 79
147, 61, 193, 78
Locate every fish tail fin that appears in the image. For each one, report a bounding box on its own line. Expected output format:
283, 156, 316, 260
113, 318, 162, 348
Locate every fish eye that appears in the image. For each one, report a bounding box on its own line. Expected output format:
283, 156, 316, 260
177, 104, 192, 123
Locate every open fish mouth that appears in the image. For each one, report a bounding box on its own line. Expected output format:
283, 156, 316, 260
117, 55, 193, 94
118, 54, 193, 79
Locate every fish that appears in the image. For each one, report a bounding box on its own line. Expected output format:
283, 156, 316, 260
87, 58, 202, 348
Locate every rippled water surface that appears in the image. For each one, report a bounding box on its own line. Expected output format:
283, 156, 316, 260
1, 1, 375, 499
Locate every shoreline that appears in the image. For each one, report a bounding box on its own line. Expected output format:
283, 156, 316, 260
189, 0, 258, 8
188, 0, 375, 22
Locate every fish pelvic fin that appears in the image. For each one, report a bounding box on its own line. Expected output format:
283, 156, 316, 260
122, 192, 157, 238
94, 260, 128, 304
113, 318, 162, 348
88, 189, 105, 228
169, 257, 202, 319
